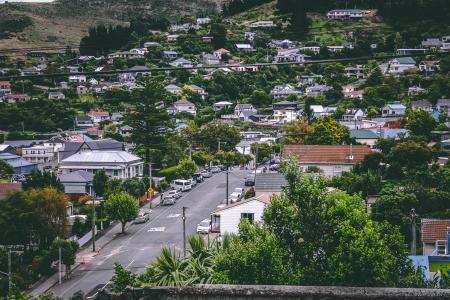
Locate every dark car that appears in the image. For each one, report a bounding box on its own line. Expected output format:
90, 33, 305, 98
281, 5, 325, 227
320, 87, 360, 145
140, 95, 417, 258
244, 174, 255, 186
193, 173, 204, 183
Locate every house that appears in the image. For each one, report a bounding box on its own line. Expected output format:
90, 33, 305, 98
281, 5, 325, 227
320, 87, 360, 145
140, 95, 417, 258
214, 48, 231, 59
169, 58, 194, 68
75, 116, 94, 128
249, 21, 275, 28
22, 145, 55, 164
269, 39, 297, 49
387, 57, 417, 74
88, 111, 110, 124
310, 105, 325, 118
273, 48, 308, 63
0, 153, 38, 175
4, 94, 30, 104
270, 84, 302, 99
300, 46, 321, 55
21, 66, 41, 76
107, 51, 144, 60
173, 99, 197, 115
48, 91, 65, 100
350, 129, 379, 147
419, 60, 440, 74
326, 9, 366, 19
342, 108, 366, 121
188, 84, 208, 99
272, 100, 299, 124
213, 101, 233, 112
0, 144, 15, 154
118, 65, 151, 82
76, 85, 88, 95
211, 194, 271, 235
129, 48, 148, 56
282, 144, 371, 177
421, 38, 443, 49
381, 102, 406, 117
202, 36, 213, 43
144, 41, 162, 48
196, 17, 211, 26
305, 84, 331, 96
58, 170, 94, 196
235, 44, 254, 52
408, 86, 426, 97
345, 65, 364, 78
167, 34, 179, 42
59, 150, 144, 179
244, 32, 256, 42
411, 99, 433, 112
165, 84, 183, 95
230, 65, 259, 73
68, 75, 87, 83
327, 45, 344, 53
436, 99, 450, 114
58, 139, 124, 162
235, 104, 256, 115
421, 219, 450, 256
255, 173, 288, 193
342, 83, 364, 99
161, 50, 178, 59
249, 114, 269, 123
202, 53, 220, 65
0, 80, 11, 96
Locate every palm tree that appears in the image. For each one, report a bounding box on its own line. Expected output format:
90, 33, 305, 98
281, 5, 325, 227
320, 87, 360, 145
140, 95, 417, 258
153, 247, 188, 286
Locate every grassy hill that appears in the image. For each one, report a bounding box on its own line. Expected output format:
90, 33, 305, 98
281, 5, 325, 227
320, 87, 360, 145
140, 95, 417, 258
0, 0, 224, 49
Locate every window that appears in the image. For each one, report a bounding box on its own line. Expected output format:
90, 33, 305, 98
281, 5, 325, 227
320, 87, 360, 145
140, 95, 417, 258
113, 170, 119, 176
436, 240, 447, 255
241, 213, 254, 223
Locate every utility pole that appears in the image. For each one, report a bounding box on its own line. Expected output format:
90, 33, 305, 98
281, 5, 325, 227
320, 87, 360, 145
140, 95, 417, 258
226, 167, 229, 205
92, 195, 96, 252
188, 144, 192, 160
254, 145, 258, 185
217, 139, 221, 152
411, 208, 417, 255
149, 162, 153, 188
8, 249, 11, 292
182, 207, 187, 258
58, 247, 62, 284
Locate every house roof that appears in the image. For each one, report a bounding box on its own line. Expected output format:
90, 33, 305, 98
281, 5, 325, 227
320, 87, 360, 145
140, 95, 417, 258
0, 144, 12, 152
350, 129, 379, 139
214, 101, 233, 106
411, 99, 432, 108
58, 170, 94, 183
0, 153, 37, 168
282, 144, 371, 164
421, 219, 450, 243
61, 139, 124, 160
174, 99, 195, 106
393, 57, 416, 65
213, 194, 271, 213
255, 173, 287, 192
235, 104, 254, 109
437, 99, 450, 106
387, 103, 406, 110
189, 84, 204, 91
165, 84, 182, 90
127, 65, 151, 72
215, 48, 230, 54
421, 38, 442, 47
61, 150, 142, 164
88, 111, 109, 117
0, 81, 11, 85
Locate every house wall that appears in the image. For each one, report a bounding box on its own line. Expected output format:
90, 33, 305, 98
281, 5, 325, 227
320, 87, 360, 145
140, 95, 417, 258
299, 163, 353, 177
216, 200, 266, 235
423, 242, 437, 256
63, 182, 89, 194
355, 138, 378, 147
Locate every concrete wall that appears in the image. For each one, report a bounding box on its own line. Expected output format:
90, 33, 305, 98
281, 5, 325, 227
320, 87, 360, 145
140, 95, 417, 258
97, 284, 450, 300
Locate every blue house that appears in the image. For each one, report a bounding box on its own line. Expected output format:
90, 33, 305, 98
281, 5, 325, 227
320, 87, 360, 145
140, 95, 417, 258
0, 153, 38, 175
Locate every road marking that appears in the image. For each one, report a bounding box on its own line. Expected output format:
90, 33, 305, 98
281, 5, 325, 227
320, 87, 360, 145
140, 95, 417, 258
148, 227, 165, 232
167, 213, 181, 218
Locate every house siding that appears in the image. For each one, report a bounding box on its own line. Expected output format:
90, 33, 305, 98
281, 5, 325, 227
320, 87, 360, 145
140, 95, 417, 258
216, 200, 266, 235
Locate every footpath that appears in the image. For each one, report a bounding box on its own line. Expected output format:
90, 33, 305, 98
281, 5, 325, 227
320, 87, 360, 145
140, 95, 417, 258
29, 195, 161, 298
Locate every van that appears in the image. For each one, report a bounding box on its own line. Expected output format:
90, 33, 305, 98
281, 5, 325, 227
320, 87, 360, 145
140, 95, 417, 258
171, 179, 192, 192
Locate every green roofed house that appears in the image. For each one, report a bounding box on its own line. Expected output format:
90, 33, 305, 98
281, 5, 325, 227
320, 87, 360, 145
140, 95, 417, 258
388, 57, 417, 74
350, 129, 379, 147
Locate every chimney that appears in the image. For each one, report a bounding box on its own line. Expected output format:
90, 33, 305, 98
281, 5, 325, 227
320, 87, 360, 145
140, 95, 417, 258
348, 143, 354, 161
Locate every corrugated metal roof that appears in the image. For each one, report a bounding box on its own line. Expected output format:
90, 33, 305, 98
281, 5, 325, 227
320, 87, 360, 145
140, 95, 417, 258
58, 170, 94, 183
61, 151, 142, 163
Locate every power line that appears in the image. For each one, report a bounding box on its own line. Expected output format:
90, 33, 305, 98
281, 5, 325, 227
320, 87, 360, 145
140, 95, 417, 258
0, 53, 438, 81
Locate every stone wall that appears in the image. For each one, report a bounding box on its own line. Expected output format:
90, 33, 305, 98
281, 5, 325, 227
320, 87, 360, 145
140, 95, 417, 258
97, 284, 450, 300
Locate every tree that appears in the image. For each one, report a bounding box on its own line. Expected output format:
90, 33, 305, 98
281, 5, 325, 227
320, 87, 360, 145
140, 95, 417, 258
48, 239, 79, 274
125, 78, 172, 172
282, 118, 310, 144
0, 160, 14, 180
177, 159, 197, 179
307, 116, 350, 145
93, 170, 109, 198
122, 178, 146, 199
365, 67, 384, 87
210, 23, 227, 49
405, 109, 436, 138
388, 140, 433, 172
196, 121, 241, 152
23, 170, 64, 192
111, 263, 137, 293
104, 191, 139, 234
250, 143, 272, 164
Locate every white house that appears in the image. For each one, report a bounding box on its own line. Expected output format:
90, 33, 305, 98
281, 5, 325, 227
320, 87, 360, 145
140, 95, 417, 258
387, 57, 417, 74
235, 104, 256, 115
88, 111, 110, 124
381, 102, 406, 117
213, 101, 233, 112
48, 91, 65, 100
421, 219, 450, 256
165, 84, 183, 95
408, 86, 425, 97
305, 84, 331, 96
0, 80, 11, 96
188, 84, 208, 99
173, 99, 197, 115
270, 84, 302, 99
202, 53, 220, 65
272, 100, 299, 124
235, 44, 254, 52
167, 34, 179, 42
273, 48, 308, 63
211, 194, 271, 235
326, 9, 366, 19
59, 150, 144, 179
69, 75, 87, 83
196, 17, 211, 26
169, 58, 194, 68
249, 21, 275, 28
22, 145, 55, 164
300, 46, 321, 55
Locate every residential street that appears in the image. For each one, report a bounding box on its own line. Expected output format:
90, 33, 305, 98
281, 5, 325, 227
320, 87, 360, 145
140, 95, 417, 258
49, 169, 248, 299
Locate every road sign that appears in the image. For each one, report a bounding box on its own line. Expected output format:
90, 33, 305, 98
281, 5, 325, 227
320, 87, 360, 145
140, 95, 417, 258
147, 188, 154, 193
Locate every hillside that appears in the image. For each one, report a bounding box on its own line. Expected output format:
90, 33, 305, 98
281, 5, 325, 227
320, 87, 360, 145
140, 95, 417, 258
0, 0, 224, 49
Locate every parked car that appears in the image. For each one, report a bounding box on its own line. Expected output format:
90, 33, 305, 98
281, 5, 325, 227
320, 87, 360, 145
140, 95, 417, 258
193, 173, 204, 183
187, 178, 197, 187
166, 189, 182, 199
171, 179, 192, 192
234, 188, 244, 195
200, 170, 212, 178
217, 164, 226, 171
134, 210, 151, 224
269, 163, 280, 171
245, 174, 255, 186
229, 192, 242, 203
196, 219, 211, 234
211, 166, 221, 173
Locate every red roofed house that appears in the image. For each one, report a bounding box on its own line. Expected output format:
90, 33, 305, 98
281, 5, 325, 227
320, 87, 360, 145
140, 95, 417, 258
282, 144, 371, 176
421, 219, 450, 256
87, 110, 110, 124
173, 99, 197, 115
4, 94, 31, 104
0, 81, 11, 97
213, 48, 231, 59
211, 193, 271, 235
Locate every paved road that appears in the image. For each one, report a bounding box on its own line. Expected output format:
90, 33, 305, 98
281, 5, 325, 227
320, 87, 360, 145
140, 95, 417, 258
50, 169, 248, 299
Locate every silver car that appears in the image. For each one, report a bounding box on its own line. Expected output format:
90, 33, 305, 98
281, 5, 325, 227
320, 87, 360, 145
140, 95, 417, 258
196, 219, 211, 234
134, 211, 151, 224
161, 196, 176, 206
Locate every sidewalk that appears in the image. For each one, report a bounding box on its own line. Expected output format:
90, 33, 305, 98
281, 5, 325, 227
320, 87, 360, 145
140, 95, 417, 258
29, 196, 160, 297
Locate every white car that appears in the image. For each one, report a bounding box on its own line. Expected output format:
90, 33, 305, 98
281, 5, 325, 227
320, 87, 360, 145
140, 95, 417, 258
165, 189, 182, 199
234, 188, 244, 195
161, 196, 176, 206
200, 170, 212, 178
134, 210, 151, 224
211, 166, 221, 173
187, 178, 197, 187
229, 192, 242, 203
196, 219, 211, 234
